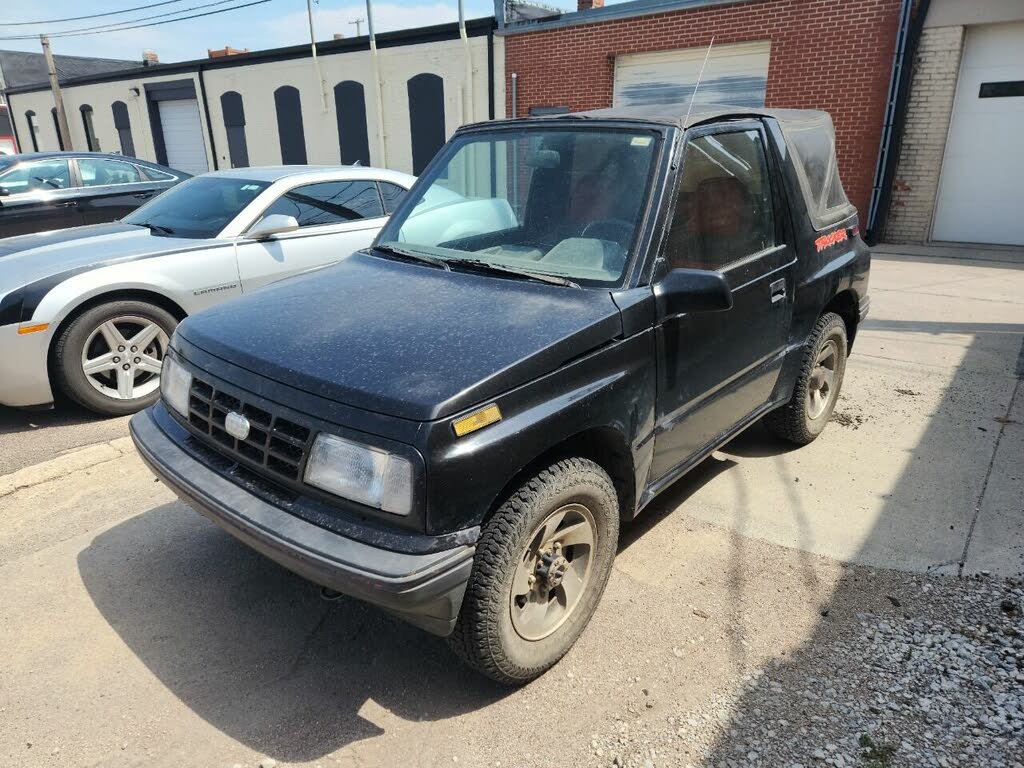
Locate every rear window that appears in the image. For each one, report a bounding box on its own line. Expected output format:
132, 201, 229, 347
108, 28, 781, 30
781, 115, 855, 230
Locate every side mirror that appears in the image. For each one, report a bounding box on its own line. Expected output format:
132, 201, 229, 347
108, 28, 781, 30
0, 186, 10, 198
246, 213, 299, 240
654, 268, 733, 318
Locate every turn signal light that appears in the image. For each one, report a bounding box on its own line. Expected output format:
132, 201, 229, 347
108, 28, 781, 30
453, 404, 502, 437
17, 323, 50, 335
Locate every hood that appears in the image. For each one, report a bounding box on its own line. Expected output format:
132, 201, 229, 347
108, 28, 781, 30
178, 251, 624, 421
0, 223, 210, 299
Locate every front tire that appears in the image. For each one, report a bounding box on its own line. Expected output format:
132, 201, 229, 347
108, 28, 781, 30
764, 311, 848, 445
449, 458, 619, 684
53, 300, 177, 416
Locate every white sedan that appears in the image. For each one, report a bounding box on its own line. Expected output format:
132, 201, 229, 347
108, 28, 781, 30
0, 165, 415, 415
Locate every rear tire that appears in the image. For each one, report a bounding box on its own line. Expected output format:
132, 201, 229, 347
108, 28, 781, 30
764, 311, 847, 445
448, 458, 619, 684
53, 300, 177, 416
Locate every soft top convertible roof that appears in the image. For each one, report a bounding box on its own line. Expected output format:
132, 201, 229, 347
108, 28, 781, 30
523, 102, 858, 231
545, 102, 830, 131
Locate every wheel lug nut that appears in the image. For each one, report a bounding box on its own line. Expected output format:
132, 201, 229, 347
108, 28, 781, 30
134, 357, 141, 364
122, 364, 130, 371
527, 575, 536, 587
113, 356, 120, 363
118, 346, 125, 352
131, 346, 138, 353
553, 542, 562, 551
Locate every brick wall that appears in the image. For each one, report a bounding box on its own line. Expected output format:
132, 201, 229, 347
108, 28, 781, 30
503, 0, 904, 222
883, 25, 964, 243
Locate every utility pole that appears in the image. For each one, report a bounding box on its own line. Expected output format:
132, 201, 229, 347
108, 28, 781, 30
41, 35, 72, 150
306, 0, 327, 112
365, 0, 386, 167
350, 17, 364, 36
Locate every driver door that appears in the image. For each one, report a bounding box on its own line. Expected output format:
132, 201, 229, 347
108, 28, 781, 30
650, 123, 795, 483
235, 179, 388, 292
0, 158, 83, 237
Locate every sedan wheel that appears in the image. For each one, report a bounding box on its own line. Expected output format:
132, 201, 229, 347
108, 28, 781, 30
54, 300, 179, 416
81, 316, 168, 401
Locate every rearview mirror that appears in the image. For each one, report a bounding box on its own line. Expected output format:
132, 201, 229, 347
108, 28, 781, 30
246, 213, 299, 240
654, 268, 733, 318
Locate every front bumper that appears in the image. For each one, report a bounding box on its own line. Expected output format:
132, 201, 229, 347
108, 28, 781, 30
0, 323, 55, 407
130, 406, 475, 636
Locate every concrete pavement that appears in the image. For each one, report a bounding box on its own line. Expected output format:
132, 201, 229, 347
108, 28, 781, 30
682, 252, 1024, 576
0, 251, 1021, 767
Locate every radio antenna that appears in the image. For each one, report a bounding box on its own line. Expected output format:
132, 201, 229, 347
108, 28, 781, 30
684, 35, 715, 125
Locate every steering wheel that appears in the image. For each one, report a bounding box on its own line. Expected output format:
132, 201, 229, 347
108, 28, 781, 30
581, 218, 633, 247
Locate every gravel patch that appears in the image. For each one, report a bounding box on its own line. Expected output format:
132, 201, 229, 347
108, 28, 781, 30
587, 573, 1023, 768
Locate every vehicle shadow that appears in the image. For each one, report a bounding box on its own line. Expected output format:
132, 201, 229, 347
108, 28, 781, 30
0, 401, 110, 437
77, 505, 508, 763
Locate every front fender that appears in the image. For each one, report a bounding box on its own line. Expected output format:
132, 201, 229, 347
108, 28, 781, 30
421, 330, 658, 534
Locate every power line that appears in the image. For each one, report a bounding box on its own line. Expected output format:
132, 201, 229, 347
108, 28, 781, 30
0, 0, 190, 27
0, 0, 273, 41
4, 0, 244, 38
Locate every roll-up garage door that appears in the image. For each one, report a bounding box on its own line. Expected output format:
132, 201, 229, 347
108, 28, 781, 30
158, 99, 209, 176
932, 22, 1024, 246
613, 41, 771, 109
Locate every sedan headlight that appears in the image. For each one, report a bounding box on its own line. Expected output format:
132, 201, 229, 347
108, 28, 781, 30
304, 433, 414, 516
161, 355, 192, 417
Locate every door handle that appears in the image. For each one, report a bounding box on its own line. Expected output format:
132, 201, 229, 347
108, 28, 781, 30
56, 201, 78, 208
133, 192, 154, 199
770, 279, 787, 304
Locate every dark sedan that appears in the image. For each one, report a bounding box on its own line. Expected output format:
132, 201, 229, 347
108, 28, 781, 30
0, 152, 188, 238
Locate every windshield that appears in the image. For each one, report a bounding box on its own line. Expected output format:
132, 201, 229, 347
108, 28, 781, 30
122, 176, 270, 238
375, 127, 660, 286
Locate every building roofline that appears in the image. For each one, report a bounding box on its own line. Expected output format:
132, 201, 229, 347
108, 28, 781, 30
2, 16, 495, 96
498, 0, 753, 35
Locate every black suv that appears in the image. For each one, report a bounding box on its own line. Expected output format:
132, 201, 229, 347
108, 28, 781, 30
131, 104, 870, 684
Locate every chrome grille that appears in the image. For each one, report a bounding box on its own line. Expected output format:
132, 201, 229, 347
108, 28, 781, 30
186, 376, 312, 482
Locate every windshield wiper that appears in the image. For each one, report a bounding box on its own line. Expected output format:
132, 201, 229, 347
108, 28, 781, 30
373, 243, 450, 271
446, 258, 579, 288
138, 222, 175, 236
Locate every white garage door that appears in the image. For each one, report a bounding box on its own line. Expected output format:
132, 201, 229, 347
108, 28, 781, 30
158, 99, 209, 176
613, 41, 771, 109
933, 22, 1024, 245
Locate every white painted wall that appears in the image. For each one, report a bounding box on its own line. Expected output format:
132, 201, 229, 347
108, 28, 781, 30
8, 71, 213, 169
8, 30, 505, 177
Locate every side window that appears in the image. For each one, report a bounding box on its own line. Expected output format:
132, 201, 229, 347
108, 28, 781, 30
139, 166, 177, 182
378, 182, 407, 214
665, 130, 775, 271
79, 158, 142, 187
0, 159, 72, 193
260, 180, 384, 228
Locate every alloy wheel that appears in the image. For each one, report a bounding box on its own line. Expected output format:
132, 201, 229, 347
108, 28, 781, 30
806, 339, 839, 419
80, 315, 168, 401
509, 503, 597, 641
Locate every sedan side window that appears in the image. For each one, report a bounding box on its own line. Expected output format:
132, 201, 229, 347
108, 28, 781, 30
79, 158, 143, 187
0, 159, 72, 193
665, 130, 775, 271
261, 180, 385, 228
378, 182, 408, 214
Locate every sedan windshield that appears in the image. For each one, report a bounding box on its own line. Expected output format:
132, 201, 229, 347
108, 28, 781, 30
122, 176, 269, 238
375, 127, 660, 287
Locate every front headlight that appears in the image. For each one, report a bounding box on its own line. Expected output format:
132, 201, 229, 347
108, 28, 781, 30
161, 355, 192, 417
304, 433, 414, 516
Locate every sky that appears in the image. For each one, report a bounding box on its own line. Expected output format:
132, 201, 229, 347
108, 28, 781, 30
0, 0, 588, 63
